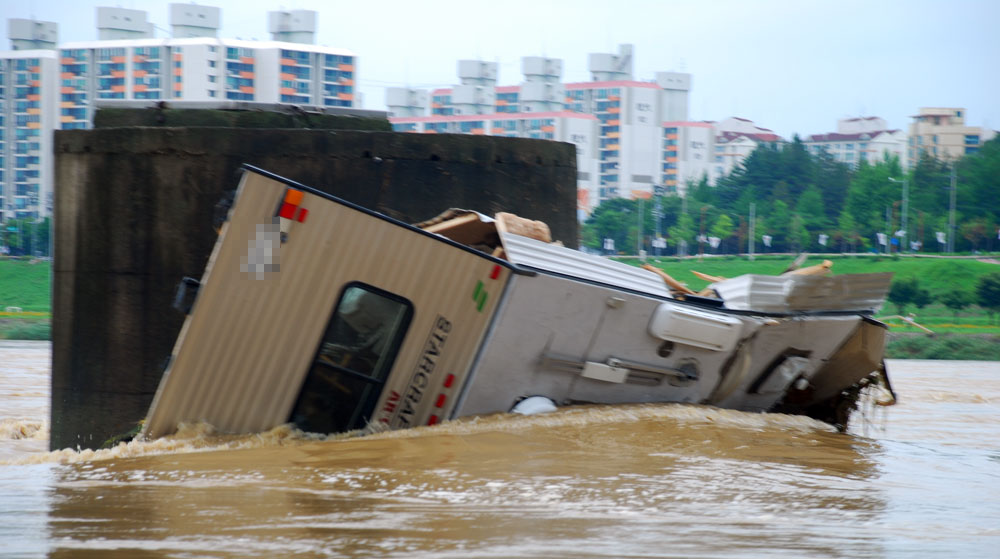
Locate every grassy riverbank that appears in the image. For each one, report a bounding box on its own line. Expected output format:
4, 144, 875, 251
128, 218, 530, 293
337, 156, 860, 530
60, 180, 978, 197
0, 257, 51, 340
629, 253, 1000, 335
2, 255, 999, 359
887, 333, 1000, 360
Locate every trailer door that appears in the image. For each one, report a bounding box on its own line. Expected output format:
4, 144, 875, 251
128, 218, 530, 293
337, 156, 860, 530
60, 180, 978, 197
289, 283, 414, 433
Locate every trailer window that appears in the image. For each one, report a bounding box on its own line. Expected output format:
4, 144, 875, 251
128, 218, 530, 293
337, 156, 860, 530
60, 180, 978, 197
289, 283, 413, 433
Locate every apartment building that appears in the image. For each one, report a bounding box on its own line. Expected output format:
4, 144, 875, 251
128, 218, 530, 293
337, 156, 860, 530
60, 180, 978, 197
660, 121, 714, 193
387, 44, 692, 215
1, 18, 61, 222
0, 6, 357, 221
708, 117, 783, 182
908, 107, 996, 166
804, 116, 907, 169
0, 49, 59, 221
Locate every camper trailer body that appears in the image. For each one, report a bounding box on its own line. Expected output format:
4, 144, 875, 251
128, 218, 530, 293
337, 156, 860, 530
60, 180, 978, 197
143, 167, 891, 439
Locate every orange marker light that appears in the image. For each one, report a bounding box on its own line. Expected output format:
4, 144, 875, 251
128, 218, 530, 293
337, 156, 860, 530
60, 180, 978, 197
284, 189, 304, 205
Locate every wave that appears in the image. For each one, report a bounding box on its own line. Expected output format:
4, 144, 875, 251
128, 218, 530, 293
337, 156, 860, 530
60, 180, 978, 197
3, 403, 836, 466
0, 418, 48, 441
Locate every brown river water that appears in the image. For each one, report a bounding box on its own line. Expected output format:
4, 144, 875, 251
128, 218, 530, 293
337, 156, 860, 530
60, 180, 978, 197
1, 340, 999, 558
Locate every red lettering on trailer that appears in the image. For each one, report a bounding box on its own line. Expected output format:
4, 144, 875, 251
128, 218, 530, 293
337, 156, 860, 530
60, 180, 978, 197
394, 315, 452, 428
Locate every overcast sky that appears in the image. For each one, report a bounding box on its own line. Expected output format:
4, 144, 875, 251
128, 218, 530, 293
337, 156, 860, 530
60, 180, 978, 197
4, 0, 998, 138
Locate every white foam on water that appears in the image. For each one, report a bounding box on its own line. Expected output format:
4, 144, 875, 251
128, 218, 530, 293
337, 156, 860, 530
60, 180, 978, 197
364, 402, 837, 441
2, 402, 835, 466
0, 418, 48, 440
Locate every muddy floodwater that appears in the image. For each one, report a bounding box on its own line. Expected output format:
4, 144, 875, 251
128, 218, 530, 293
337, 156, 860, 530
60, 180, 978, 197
1, 341, 999, 558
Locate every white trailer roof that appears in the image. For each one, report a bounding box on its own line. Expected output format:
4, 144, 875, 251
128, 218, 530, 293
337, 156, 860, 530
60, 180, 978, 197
499, 232, 672, 298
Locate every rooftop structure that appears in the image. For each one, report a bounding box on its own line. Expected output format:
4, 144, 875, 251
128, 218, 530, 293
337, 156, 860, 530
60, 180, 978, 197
97, 7, 154, 40
268, 10, 317, 44
7, 19, 58, 50
170, 3, 221, 38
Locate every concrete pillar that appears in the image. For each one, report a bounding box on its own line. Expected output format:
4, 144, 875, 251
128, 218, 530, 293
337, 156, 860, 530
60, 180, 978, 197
51, 126, 577, 449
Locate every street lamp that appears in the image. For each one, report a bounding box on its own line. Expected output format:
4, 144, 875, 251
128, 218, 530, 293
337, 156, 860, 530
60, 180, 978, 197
889, 176, 909, 252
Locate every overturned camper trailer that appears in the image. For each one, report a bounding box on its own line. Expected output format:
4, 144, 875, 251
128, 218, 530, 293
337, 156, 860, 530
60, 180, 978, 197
142, 166, 894, 439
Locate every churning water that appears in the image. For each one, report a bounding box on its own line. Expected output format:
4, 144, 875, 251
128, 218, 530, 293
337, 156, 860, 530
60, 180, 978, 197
1, 341, 998, 558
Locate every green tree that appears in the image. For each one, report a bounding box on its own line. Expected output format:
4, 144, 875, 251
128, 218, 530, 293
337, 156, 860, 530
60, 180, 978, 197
960, 217, 994, 252
814, 149, 851, 221
958, 136, 1000, 229
796, 185, 828, 232
764, 200, 791, 252
888, 277, 922, 315
688, 175, 713, 205
780, 135, 816, 201
844, 157, 902, 241
836, 211, 861, 253
975, 272, 1000, 325
1, 218, 50, 257
667, 211, 695, 254
939, 290, 974, 320
581, 198, 635, 252
788, 213, 810, 253
709, 214, 735, 253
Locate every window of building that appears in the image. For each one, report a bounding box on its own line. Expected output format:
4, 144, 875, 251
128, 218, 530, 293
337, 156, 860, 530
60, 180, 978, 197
965, 134, 980, 145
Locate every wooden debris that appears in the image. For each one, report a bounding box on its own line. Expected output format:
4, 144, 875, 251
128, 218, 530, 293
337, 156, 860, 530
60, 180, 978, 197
415, 209, 501, 249
786, 259, 833, 276
692, 270, 726, 283
781, 253, 809, 274
495, 212, 552, 243
421, 212, 480, 234
641, 264, 695, 295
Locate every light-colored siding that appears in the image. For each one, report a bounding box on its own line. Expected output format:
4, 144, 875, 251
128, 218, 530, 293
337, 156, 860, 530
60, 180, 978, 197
143, 170, 508, 438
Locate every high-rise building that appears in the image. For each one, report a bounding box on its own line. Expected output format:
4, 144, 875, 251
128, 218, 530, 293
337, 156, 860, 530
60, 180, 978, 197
387, 44, 693, 216
0, 6, 357, 222
57, 37, 356, 111
908, 108, 996, 165
660, 121, 714, 193
0, 48, 59, 221
804, 117, 907, 169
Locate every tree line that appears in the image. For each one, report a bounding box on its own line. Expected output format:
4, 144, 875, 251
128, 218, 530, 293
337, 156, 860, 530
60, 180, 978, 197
582, 136, 1000, 255
0, 218, 51, 257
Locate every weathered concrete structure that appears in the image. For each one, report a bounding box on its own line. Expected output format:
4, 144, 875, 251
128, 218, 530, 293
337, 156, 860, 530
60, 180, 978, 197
52, 125, 577, 450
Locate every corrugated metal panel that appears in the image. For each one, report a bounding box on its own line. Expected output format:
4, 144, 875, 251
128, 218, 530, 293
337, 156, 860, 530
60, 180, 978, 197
500, 232, 672, 298
713, 273, 893, 313
143, 170, 507, 438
